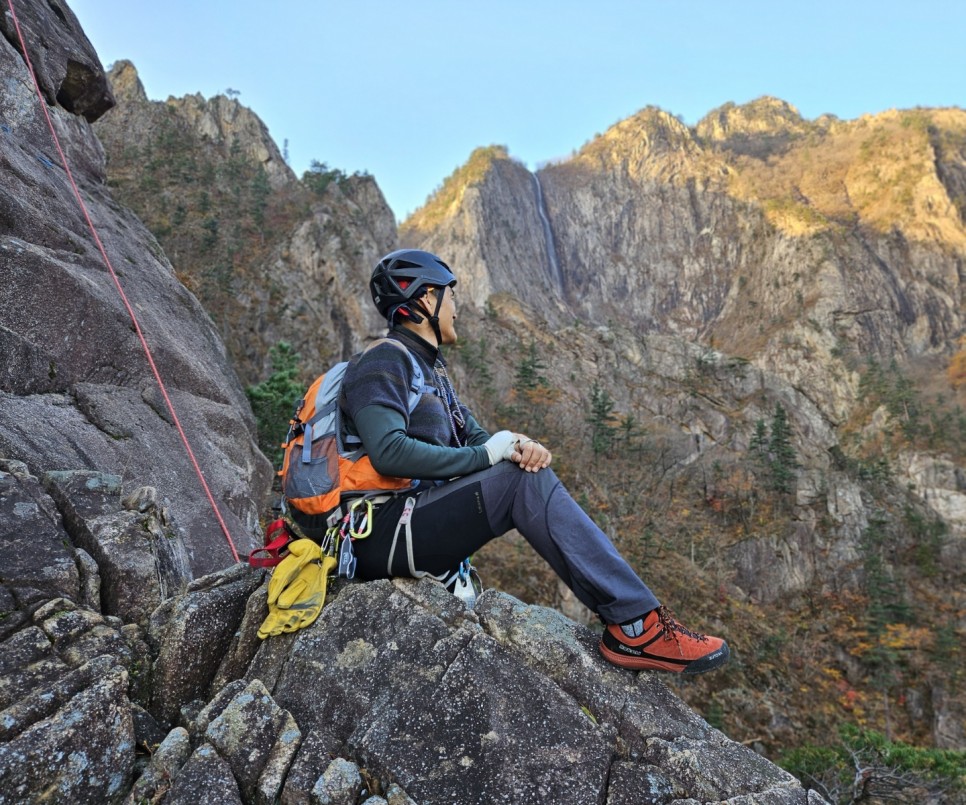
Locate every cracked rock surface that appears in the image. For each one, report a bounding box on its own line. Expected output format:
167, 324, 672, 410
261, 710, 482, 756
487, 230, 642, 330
0, 477, 823, 804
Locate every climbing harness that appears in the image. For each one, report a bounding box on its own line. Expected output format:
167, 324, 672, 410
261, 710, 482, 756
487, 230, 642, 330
387, 495, 482, 608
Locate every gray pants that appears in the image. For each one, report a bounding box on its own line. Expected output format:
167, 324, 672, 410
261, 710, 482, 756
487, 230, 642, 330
355, 462, 660, 624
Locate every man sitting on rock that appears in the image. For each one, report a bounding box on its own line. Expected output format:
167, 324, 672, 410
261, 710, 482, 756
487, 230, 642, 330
291, 249, 730, 675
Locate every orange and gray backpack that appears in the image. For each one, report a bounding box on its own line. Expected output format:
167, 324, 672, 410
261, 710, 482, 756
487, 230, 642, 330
279, 339, 429, 518
251, 338, 482, 607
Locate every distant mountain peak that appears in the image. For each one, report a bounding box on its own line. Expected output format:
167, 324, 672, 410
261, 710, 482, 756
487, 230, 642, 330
404, 144, 515, 230
699, 96, 805, 134
694, 96, 815, 158
106, 59, 147, 104
572, 105, 708, 184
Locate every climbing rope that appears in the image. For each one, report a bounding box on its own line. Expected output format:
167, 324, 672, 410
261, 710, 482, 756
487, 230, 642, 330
6, 0, 241, 563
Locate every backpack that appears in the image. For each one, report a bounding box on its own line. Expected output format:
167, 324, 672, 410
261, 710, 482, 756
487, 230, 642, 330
279, 339, 431, 518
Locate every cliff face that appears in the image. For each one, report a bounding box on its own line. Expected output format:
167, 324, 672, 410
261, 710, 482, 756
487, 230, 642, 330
400, 98, 966, 502
94, 61, 398, 385
404, 102, 966, 427
0, 4, 270, 574
400, 100, 966, 752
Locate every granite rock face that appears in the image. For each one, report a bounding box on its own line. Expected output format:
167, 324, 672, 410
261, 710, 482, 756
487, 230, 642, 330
0, 0, 113, 122
1, 1, 272, 575
402, 107, 966, 429
0, 483, 824, 805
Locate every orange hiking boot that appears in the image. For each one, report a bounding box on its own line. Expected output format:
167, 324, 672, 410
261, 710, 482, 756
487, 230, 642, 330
599, 606, 730, 674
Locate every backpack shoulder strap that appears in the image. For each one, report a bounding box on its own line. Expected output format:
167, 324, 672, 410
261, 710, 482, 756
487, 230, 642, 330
365, 337, 436, 413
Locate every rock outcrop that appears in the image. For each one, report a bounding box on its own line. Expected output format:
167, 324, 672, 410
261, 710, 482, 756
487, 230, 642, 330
93, 60, 399, 386
0, 0, 113, 122
0, 458, 824, 803
1, 3, 272, 575
105, 59, 294, 192
234, 171, 398, 375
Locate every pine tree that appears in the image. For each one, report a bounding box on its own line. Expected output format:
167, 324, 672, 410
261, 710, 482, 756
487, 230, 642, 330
750, 418, 768, 457
509, 339, 554, 438
587, 380, 617, 457
767, 402, 798, 494
514, 340, 548, 392
246, 342, 304, 466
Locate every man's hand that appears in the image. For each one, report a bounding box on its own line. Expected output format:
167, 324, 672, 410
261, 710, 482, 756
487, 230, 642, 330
510, 434, 552, 472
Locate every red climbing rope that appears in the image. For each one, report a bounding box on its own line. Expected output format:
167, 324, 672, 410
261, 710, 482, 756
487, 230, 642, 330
6, 0, 241, 563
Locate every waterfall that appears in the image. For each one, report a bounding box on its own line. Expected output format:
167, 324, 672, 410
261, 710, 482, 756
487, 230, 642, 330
532, 172, 563, 288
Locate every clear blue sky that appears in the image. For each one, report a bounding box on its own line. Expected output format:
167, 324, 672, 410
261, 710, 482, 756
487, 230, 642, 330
69, 0, 965, 221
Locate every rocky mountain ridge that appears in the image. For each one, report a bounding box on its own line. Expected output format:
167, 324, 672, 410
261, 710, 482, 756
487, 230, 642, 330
405, 99, 966, 380
87, 37, 966, 763
94, 60, 398, 386
107, 59, 294, 191
0, 2, 827, 803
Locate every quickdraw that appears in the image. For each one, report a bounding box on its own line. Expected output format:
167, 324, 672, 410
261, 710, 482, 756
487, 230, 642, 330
320, 497, 375, 581
449, 558, 483, 609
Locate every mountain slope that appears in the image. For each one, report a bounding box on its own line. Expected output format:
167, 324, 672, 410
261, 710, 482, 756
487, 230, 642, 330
94, 61, 398, 386
400, 98, 966, 754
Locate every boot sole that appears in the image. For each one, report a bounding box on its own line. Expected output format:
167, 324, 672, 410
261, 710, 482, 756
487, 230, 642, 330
599, 640, 730, 675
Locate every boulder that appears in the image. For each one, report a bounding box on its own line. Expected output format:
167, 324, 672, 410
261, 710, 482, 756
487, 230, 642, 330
163, 743, 244, 805
311, 758, 363, 805
0, 657, 134, 803
148, 563, 264, 726
203, 679, 301, 805
43, 470, 192, 626
0, 459, 80, 614
126, 726, 192, 803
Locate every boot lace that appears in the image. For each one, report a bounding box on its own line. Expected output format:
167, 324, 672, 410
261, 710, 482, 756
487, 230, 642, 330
655, 605, 708, 644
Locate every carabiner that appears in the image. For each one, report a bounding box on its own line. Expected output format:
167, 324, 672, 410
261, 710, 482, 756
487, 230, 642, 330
348, 498, 374, 540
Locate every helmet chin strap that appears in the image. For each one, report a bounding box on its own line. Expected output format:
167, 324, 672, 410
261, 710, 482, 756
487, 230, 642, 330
427, 289, 446, 345
391, 289, 446, 344
405, 289, 445, 345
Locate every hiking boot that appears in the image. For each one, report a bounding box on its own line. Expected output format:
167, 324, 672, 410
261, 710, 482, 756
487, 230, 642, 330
599, 606, 730, 674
